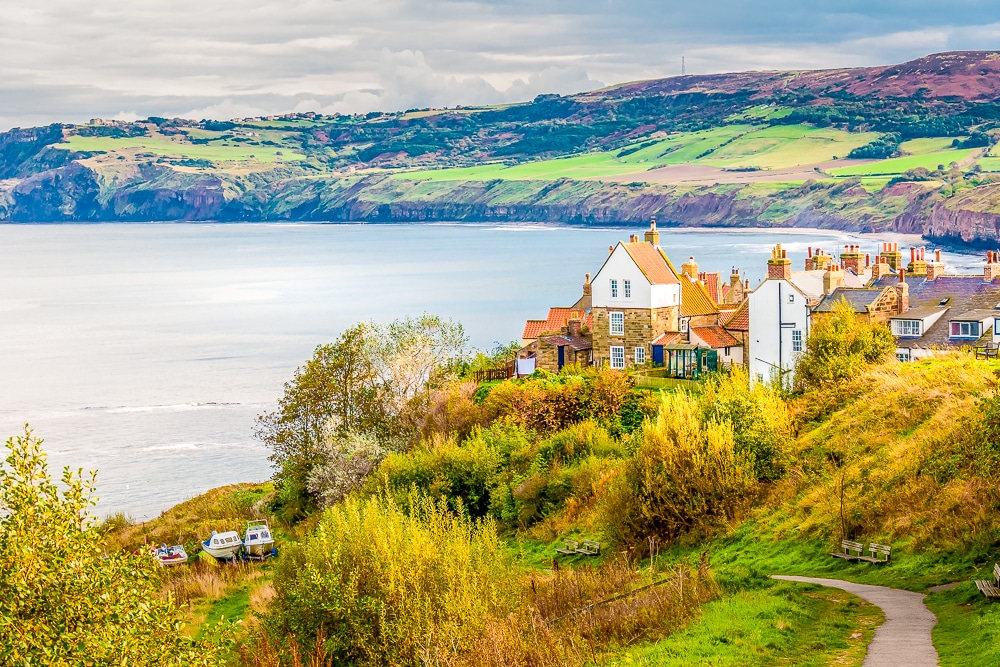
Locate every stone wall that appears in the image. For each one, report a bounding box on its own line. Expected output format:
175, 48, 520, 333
592, 305, 678, 366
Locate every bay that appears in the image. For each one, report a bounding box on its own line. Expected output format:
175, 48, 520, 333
0, 223, 980, 519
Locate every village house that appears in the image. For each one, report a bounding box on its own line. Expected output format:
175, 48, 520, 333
748, 243, 871, 386
522, 219, 747, 377
869, 250, 1000, 361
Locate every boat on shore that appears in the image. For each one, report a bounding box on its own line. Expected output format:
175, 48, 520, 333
153, 543, 188, 566
242, 519, 276, 560
202, 530, 243, 560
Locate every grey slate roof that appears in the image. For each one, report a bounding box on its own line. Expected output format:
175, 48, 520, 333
813, 288, 886, 313
869, 275, 1000, 350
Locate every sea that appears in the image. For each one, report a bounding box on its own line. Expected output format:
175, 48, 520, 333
0, 223, 983, 520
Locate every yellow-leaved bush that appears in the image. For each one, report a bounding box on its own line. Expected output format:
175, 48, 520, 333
601, 391, 761, 546
0, 428, 232, 666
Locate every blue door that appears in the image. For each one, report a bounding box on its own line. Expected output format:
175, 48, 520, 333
557, 346, 565, 370
652, 345, 664, 365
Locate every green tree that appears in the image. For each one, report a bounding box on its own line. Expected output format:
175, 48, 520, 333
0, 428, 230, 666
256, 315, 468, 518
796, 299, 896, 389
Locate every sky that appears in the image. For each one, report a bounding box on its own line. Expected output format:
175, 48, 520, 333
2, 0, 1000, 130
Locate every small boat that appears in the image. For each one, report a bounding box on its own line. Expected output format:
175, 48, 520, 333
153, 543, 188, 567
202, 529, 243, 560
242, 519, 276, 559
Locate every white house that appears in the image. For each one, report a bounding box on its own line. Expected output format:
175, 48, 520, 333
748, 245, 813, 387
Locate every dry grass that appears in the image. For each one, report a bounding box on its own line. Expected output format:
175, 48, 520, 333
102, 482, 276, 555
773, 353, 1000, 547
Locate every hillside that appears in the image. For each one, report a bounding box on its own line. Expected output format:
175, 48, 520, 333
5, 51, 1000, 246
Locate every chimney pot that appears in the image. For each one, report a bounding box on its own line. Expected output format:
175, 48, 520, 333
935, 249, 941, 262
865, 253, 871, 267
808, 247, 813, 258
911, 247, 916, 262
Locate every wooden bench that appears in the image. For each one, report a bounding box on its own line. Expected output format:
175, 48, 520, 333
577, 540, 601, 556
555, 540, 579, 556
831, 540, 865, 562
976, 342, 1000, 360
858, 543, 892, 564
975, 563, 1000, 599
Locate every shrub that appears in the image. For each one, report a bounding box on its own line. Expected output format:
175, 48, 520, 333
307, 431, 388, 509
376, 433, 502, 518
257, 495, 517, 666
602, 393, 759, 547
795, 300, 896, 389
0, 428, 231, 665
699, 366, 792, 481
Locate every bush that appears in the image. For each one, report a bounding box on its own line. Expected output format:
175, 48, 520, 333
257, 494, 517, 666
0, 428, 231, 665
376, 433, 502, 518
602, 392, 759, 547
795, 300, 896, 389
699, 366, 792, 481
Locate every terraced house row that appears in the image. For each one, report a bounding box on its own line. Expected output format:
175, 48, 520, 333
519, 221, 1000, 382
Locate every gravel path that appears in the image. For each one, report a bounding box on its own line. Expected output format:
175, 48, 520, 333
772, 575, 939, 667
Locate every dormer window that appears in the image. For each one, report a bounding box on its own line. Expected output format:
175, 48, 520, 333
610, 279, 619, 299
950, 321, 980, 338
892, 320, 921, 337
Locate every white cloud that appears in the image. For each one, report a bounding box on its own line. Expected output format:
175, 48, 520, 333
0, 1, 997, 129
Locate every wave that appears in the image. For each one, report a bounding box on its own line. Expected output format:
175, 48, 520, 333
83, 402, 246, 415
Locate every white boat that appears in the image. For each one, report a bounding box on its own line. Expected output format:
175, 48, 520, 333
242, 519, 276, 559
202, 530, 243, 560
153, 543, 188, 567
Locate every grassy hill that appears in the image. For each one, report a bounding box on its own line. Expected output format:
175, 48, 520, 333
4, 51, 1000, 245
98, 347, 1000, 665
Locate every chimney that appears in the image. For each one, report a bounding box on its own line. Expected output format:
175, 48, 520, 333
767, 244, 792, 280
567, 318, 582, 337
880, 242, 902, 271
840, 244, 863, 275
895, 269, 909, 314
582, 273, 592, 296
865, 253, 871, 268
823, 263, 845, 295
609, 245, 614, 255
907, 245, 928, 277
644, 218, 660, 245
986, 251, 1000, 282
682, 256, 699, 279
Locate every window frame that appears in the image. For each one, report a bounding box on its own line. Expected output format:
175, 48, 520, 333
624, 279, 632, 299
892, 319, 921, 337
610, 279, 618, 299
634, 346, 645, 364
792, 329, 803, 352
610, 346, 625, 369
609, 311, 624, 336
679, 317, 689, 333
950, 321, 980, 338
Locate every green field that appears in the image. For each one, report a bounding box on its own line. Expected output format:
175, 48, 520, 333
699, 125, 877, 170
899, 137, 961, 154
400, 125, 878, 182
828, 148, 977, 176
977, 157, 1000, 172
56, 134, 305, 163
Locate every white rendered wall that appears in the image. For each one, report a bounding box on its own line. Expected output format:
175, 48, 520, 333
748, 279, 810, 387
592, 245, 679, 309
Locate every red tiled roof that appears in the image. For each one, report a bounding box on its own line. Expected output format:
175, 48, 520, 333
723, 300, 749, 331
623, 242, 679, 285
522, 320, 549, 340
690, 325, 740, 349
522, 307, 592, 340
699, 272, 721, 305
651, 332, 683, 346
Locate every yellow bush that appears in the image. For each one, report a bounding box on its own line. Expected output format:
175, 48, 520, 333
602, 392, 759, 547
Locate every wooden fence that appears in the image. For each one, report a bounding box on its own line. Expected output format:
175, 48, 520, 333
473, 366, 513, 383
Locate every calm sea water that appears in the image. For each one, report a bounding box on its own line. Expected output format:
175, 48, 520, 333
0, 223, 981, 519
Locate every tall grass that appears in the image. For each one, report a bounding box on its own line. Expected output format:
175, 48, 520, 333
245, 494, 718, 666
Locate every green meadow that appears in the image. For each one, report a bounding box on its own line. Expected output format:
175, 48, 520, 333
829, 148, 978, 176
56, 134, 305, 163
